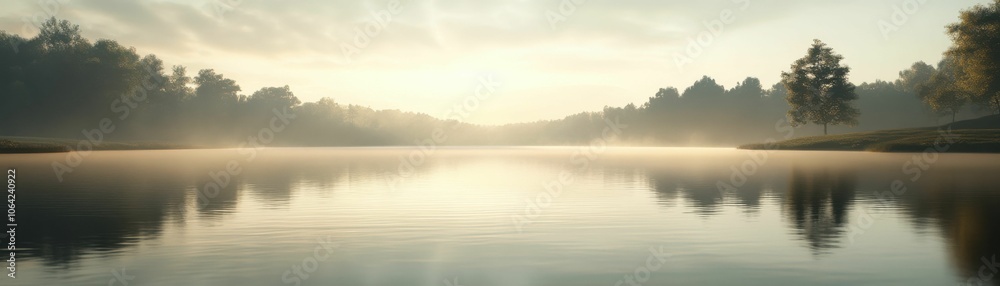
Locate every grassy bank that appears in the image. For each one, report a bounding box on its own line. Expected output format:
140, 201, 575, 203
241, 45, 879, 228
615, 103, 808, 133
0, 136, 193, 154
739, 115, 1000, 153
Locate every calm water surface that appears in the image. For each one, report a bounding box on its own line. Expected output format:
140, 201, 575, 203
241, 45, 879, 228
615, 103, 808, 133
3, 147, 999, 285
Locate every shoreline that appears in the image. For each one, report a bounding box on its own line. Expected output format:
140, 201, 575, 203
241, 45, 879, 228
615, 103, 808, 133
739, 116, 1000, 153
0, 137, 195, 154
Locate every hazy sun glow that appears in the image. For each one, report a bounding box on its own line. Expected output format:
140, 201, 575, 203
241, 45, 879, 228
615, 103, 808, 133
1, 0, 989, 124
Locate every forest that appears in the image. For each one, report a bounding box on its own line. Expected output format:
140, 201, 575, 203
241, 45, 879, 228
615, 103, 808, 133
0, 13, 996, 147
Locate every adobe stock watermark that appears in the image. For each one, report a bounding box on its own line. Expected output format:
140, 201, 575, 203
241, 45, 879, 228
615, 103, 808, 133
673, 0, 751, 71
51, 60, 167, 182
716, 118, 795, 197
281, 236, 339, 286
611, 246, 671, 286
511, 117, 627, 233
546, 0, 588, 31
10, 0, 66, 54
195, 108, 296, 208
107, 267, 135, 286
845, 127, 959, 244
340, 0, 407, 63
878, 0, 930, 40
443, 277, 464, 286
206, 0, 244, 20
960, 254, 999, 286
385, 74, 500, 192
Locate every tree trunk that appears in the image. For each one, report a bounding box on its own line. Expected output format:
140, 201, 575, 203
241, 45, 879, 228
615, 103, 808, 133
994, 97, 1000, 115
952, 110, 957, 124
824, 123, 828, 135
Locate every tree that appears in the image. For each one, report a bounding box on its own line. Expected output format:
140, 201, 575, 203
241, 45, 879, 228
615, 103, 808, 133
782, 40, 859, 135
194, 69, 240, 104
191, 69, 241, 140
87, 39, 143, 105
728, 77, 765, 107
919, 58, 967, 123
645, 87, 680, 110
247, 85, 301, 112
682, 76, 726, 100
766, 82, 788, 99
36, 17, 87, 51
0, 32, 30, 115
897, 61, 936, 93
162, 65, 193, 105
28, 18, 95, 122
654, 87, 680, 100
946, 0, 1000, 114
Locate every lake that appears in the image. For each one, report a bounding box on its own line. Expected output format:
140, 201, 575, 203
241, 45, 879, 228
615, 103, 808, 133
3, 147, 999, 285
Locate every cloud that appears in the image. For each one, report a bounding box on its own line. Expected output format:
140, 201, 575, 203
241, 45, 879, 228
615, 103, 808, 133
0, 0, 833, 69
0, 0, 985, 124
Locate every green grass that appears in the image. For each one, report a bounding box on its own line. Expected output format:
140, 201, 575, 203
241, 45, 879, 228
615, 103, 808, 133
0, 136, 194, 154
739, 115, 1000, 153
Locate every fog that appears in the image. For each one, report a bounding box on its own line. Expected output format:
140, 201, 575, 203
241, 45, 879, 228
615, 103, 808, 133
0, 19, 992, 148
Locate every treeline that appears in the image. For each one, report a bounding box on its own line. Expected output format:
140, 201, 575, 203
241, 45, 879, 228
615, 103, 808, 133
0, 17, 993, 147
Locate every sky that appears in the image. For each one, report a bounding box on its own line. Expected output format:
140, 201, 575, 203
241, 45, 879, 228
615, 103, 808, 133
1, 0, 991, 125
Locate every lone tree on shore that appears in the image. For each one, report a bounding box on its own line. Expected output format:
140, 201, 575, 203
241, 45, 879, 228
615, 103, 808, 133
781, 40, 859, 135
946, 0, 1000, 114
919, 57, 967, 123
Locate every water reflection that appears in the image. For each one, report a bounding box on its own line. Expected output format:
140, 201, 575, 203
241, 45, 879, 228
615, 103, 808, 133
5, 149, 395, 268
649, 174, 724, 216
901, 169, 1000, 285
2, 148, 999, 285
647, 167, 768, 216
15, 166, 188, 267
641, 152, 1000, 284
782, 167, 856, 254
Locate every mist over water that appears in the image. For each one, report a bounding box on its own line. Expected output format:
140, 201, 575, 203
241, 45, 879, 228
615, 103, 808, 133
4, 147, 999, 285
4, 1, 1000, 285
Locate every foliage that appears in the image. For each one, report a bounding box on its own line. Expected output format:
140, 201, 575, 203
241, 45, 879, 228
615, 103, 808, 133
919, 57, 968, 122
946, 0, 1000, 113
0, 17, 994, 147
897, 61, 936, 93
781, 40, 859, 135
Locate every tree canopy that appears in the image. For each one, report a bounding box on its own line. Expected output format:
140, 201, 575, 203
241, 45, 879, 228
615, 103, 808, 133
946, 0, 1000, 113
781, 40, 860, 135
0, 17, 995, 146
